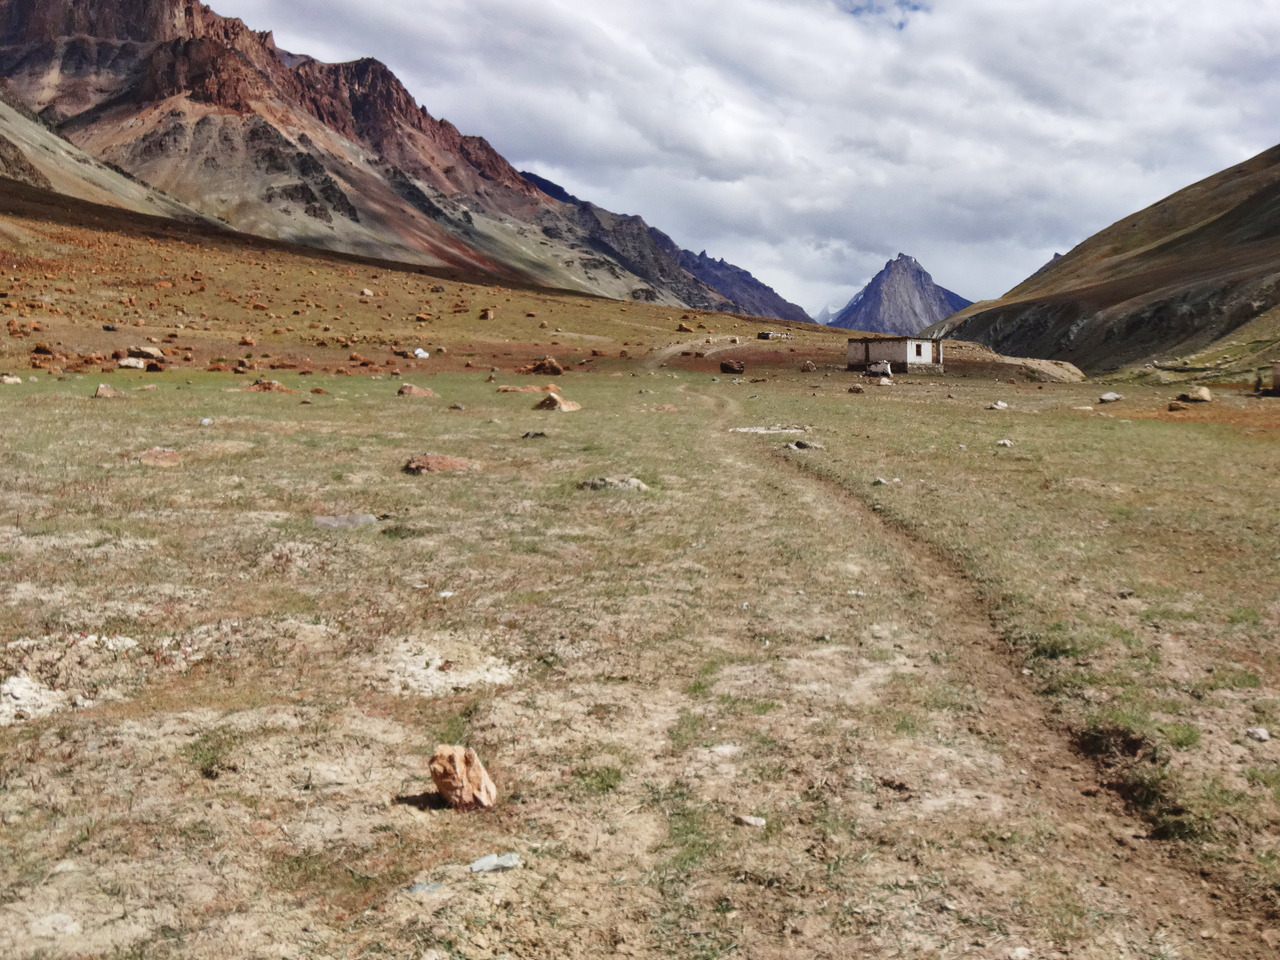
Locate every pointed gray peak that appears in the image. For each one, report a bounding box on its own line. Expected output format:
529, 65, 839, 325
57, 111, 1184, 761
829, 253, 971, 335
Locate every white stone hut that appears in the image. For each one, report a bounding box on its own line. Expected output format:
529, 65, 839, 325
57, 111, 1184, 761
847, 336, 944, 374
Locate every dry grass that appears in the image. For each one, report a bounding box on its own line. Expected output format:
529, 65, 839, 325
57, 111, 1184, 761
0, 209, 1276, 958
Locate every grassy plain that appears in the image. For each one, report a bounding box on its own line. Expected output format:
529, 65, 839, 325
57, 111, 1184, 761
0, 201, 1277, 958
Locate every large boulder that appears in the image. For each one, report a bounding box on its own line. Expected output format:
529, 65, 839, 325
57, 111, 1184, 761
429, 745, 497, 811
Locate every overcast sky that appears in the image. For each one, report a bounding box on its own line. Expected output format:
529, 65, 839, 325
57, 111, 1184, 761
211, 0, 1280, 315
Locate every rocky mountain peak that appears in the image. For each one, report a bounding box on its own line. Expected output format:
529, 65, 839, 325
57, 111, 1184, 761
829, 254, 971, 335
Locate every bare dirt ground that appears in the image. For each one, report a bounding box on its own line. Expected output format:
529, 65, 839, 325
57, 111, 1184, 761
0, 199, 1277, 959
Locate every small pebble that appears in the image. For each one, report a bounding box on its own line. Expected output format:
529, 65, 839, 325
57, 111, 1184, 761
735, 815, 767, 829
1246, 727, 1271, 742
470, 853, 522, 873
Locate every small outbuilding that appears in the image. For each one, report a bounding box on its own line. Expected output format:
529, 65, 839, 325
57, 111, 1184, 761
847, 336, 944, 374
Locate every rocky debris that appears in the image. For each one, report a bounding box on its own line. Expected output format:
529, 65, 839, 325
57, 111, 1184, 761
429, 745, 498, 811
413, 347, 430, 358
117, 357, 146, 370
516, 356, 564, 376
314, 514, 380, 530
720, 360, 745, 374
1, 674, 69, 725
677, 323, 695, 333
404, 453, 481, 474
578, 477, 650, 492
534, 393, 582, 412
246, 379, 295, 393
1, 374, 22, 385
497, 383, 560, 393
1098, 392, 1124, 404
480, 307, 495, 320
408, 881, 444, 895
847, 385, 864, 394
398, 384, 439, 398
997, 439, 1014, 447
800, 360, 817, 372
655, 404, 679, 413
1246, 727, 1271, 742
735, 815, 767, 828
730, 425, 807, 434
1005, 949, 1033, 960
1168, 401, 1191, 411
470, 853, 522, 873
988, 401, 1009, 410
785, 440, 824, 451
521, 431, 547, 439
128, 345, 165, 361
360, 288, 374, 297
1177, 386, 1213, 403
93, 383, 126, 399
872, 477, 901, 486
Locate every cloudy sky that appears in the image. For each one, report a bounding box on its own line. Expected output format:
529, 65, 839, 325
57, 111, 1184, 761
212, 0, 1280, 315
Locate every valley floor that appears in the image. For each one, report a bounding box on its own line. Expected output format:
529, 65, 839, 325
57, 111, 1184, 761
0, 205, 1277, 959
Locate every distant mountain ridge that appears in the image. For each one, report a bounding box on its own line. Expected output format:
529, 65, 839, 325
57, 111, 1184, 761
519, 172, 810, 322
926, 144, 1280, 374
829, 254, 971, 334
0, 0, 804, 320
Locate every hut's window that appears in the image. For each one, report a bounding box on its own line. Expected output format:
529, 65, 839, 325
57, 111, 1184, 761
915, 343, 923, 357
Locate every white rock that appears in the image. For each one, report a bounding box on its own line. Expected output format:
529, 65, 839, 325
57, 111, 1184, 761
1006, 949, 1033, 960
360, 288, 374, 297
200, 417, 213, 426
1098, 392, 1124, 404
28, 913, 82, 938
735, 815, 767, 828
117, 357, 146, 370
997, 439, 1014, 447
1246, 727, 1271, 742
470, 853, 522, 873
872, 478, 889, 486
413, 348, 430, 359
988, 401, 1009, 410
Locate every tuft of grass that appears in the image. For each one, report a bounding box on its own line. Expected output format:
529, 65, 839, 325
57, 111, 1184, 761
1158, 721, 1202, 750
182, 727, 245, 780
572, 765, 623, 795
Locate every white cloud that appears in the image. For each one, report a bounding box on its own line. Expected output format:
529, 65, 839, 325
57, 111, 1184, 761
212, 0, 1280, 313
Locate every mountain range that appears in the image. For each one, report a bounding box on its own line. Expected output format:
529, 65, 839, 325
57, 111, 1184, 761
927, 144, 1280, 375
0, 0, 809, 322
825, 253, 971, 335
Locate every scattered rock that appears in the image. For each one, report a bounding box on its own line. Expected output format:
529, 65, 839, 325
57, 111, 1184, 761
521, 431, 547, 439
1116, 588, 1135, 599
847, 385, 864, 394
480, 307, 496, 320
128, 345, 165, 361
579, 477, 650, 492
988, 400, 1009, 410
872, 477, 890, 486
360, 288, 374, 297
516, 356, 564, 376
677, 323, 695, 333
314, 514, 379, 530
1177, 386, 1213, 403
997, 439, 1014, 447
199, 417, 213, 426
800, 360, 818, 372
1246, 727, 1271, 743
449, 403, 466, 411
1098, 392, 1124, 404
876, 377, 893, 386
1006, 949, 1033, 960
413, 348, 430, 359
408, 881, 444, 895
398, 384, 439, 398
720, 360, 745, 374
655, 404, 679, 413
1168, 401, 1190, 412
93, 383, 126, 399
534, 393, 581, 412
404, 454, 481, 474
0, 374, 22, 385
246, 379, 295, 393
735, 815, 767, 828
785, 440, 824, 451
469, 853, 522, 873
429, 745, 498, 811
117, 357, 146, 370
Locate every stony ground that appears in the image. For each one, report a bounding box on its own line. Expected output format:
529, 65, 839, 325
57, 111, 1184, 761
0, 201, 1277, 959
